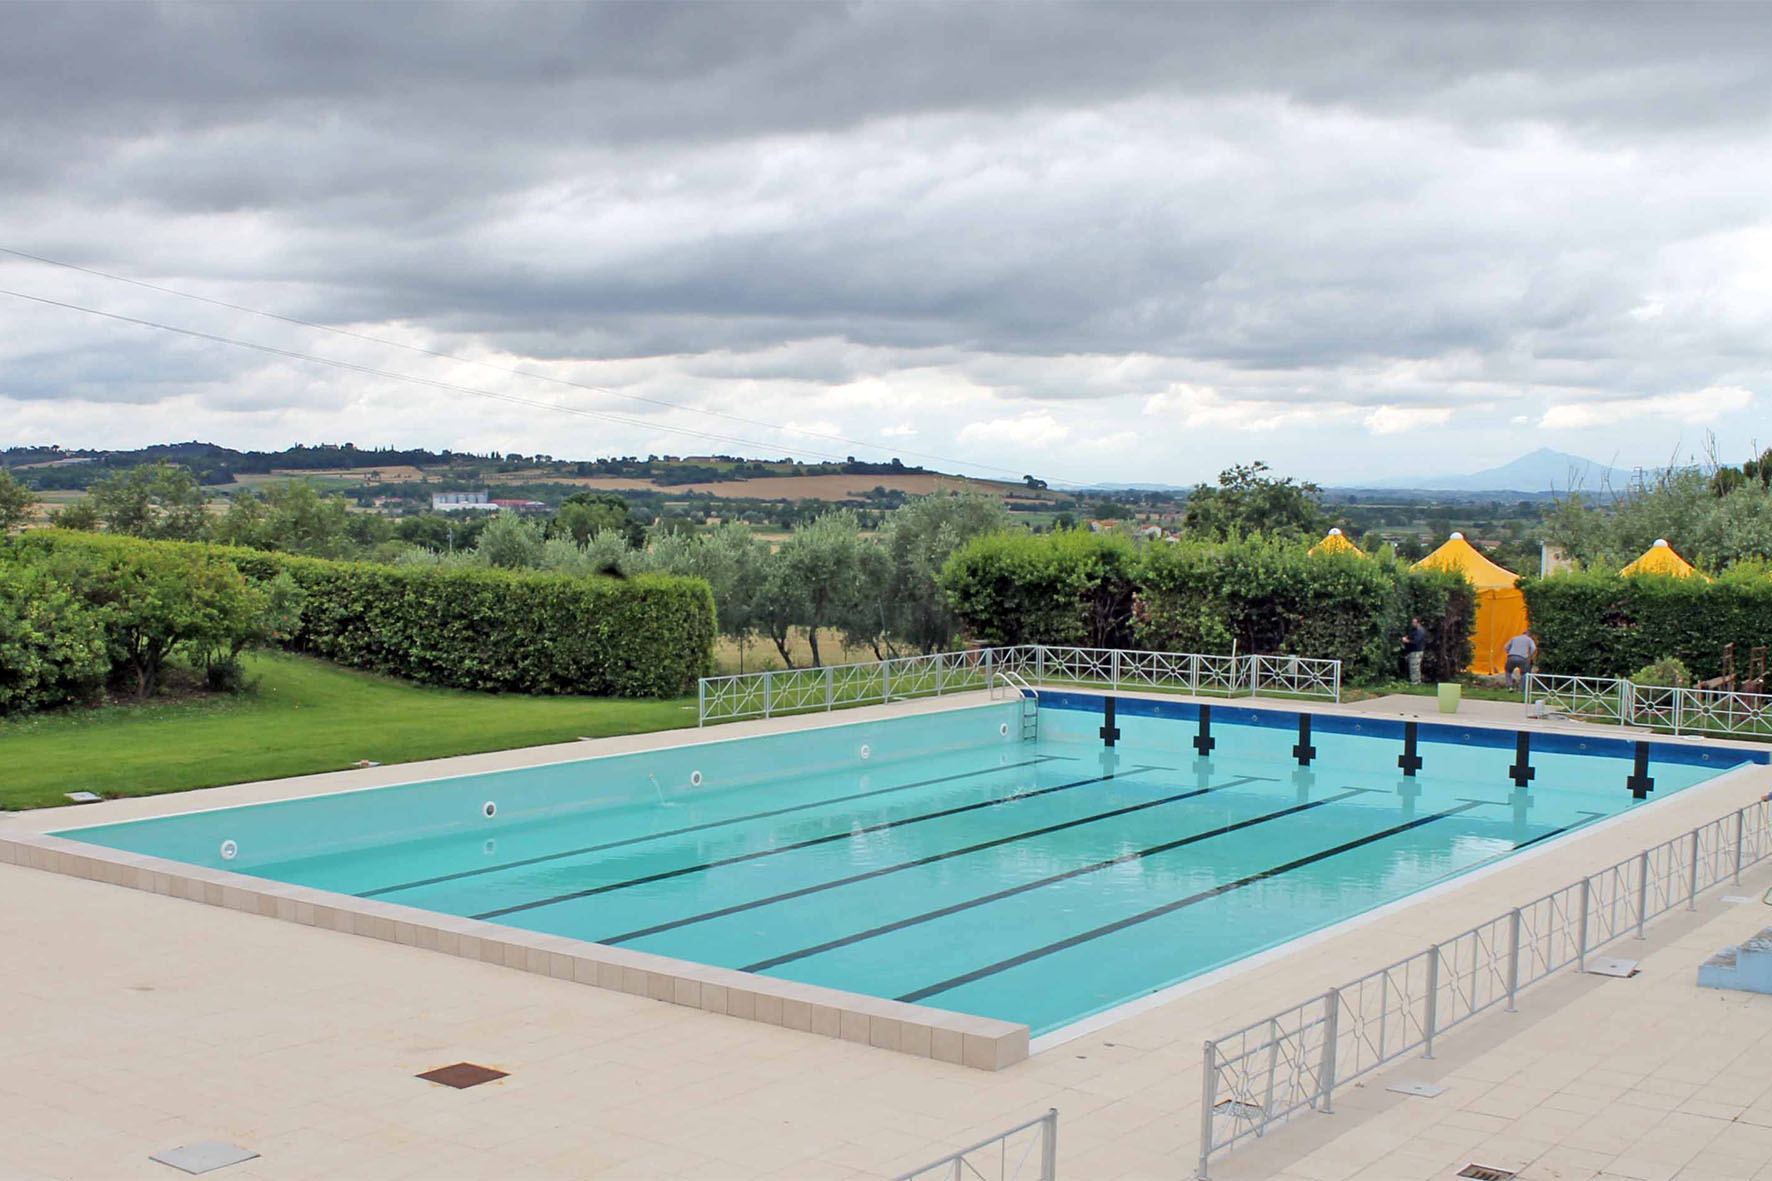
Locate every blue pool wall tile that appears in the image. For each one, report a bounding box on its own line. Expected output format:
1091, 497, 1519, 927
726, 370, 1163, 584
1035, 689, 1766, 770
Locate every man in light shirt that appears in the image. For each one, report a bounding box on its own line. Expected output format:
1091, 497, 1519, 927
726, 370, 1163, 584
1504, 629, 1538, 690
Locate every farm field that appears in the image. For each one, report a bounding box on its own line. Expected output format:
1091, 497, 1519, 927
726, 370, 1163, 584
487, 470, 1051, 502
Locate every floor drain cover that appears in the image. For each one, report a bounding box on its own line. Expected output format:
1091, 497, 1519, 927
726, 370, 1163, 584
1386, 1080, 1448, 1097
1456, 1166, 1516, 1180
149, 1142, 259, 1174
417, 1062, 508, 1089
1587, 956, 1640, 978
64, 791, 102, 804
1212, 1098, 1264, 1119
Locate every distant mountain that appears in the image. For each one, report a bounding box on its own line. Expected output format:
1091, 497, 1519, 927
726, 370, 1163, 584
1354, 448, 1627, 493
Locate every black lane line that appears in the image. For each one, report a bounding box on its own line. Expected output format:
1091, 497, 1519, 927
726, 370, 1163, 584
1514, 811, 1606, 852
470, 767, 1148, 921
357, 757, 1055, 899
742, 785, 1365, 973
896, 799, 1489, 1004
599, 773, 1269, 947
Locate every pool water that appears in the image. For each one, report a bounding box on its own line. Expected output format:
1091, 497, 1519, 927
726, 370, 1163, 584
62, 694, 1765, 1035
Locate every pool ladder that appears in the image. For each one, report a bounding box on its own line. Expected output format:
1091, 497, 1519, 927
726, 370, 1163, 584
994, 670, 1040, 741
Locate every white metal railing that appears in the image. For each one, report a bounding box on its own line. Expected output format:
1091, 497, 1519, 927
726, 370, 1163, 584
697, 645, 1342, 724
894, 1109, 1058, 1181
1526, 673, 1772, 739
1197, 798, 1772, 1177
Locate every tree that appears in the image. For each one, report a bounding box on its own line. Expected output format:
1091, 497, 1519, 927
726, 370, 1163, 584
554, 492, 643, 548
1182, 461, 1324, 540
0, 470, 36, 532
0, 560, 109, 713
88, 461, 209, 540
768, 511, 871, 667
868, 492, 1011, 655
48, 500, 101, 531
475, 511, 545, 569
44, 543, 266, 697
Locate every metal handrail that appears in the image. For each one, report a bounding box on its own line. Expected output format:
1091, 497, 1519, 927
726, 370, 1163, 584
1526, 672, 1772, 739
893, 1109, 1058, 1181
1197, 797, 1772, 1176
699, 645, 1343, 724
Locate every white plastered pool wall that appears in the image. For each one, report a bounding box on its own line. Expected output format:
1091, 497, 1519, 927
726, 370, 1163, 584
4, 686, 1767, 1073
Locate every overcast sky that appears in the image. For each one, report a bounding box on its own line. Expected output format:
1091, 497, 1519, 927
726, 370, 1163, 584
3, 2, 1769, 486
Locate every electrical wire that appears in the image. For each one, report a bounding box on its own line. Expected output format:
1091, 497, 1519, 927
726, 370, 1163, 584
0, 245, 1042, 480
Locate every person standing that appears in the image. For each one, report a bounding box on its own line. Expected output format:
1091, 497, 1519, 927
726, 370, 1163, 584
1504, 628, 1538, 691
1402, 617, 1427, 685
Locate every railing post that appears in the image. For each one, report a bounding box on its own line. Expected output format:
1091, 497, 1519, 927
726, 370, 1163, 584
1318, 987, 1340, 1114
1621, 679, 1634, 725
935, 654, 946, 698
1036, 644, 1046, 687
698, 678, 706, 727
1422, 946, 1439, 1059
1505, 908, 1522, 1012
1735, 808, 1746, 885
1689, 829, 1701, 910
1111, 647, 1121, 691
762, 670, 774, 718
1197, 1040, 1218, 1181
1674, 688, 1684, 736
1635, 850, 1650, 938
1039, 1108, 1058, 1181
882, 659, 892, 703
1577, 876, 1591, 972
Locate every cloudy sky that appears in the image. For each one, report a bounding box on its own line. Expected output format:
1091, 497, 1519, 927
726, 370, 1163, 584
3, 2, 1769, 486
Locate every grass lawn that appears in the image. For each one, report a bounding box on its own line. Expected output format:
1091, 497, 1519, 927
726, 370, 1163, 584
0, 652, 697, 810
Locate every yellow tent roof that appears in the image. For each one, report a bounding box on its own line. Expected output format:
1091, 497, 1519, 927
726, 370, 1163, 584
1621, 538, 1703, 579
1413, 532, 1519, 589
1309, 528, 1363, 557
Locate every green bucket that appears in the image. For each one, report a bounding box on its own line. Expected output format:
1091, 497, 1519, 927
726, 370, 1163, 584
1437, 682, 1462, 714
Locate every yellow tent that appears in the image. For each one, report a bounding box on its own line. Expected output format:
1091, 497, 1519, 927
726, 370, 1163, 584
1309, 527, 1364, 557
1413, 532, 1528, 676
1621, 538, 1706, 580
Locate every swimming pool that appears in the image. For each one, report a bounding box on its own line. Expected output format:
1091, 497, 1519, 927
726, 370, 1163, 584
60, 693, 1767, 1037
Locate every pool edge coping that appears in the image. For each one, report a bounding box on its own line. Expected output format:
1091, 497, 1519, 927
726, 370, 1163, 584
0, 828, 1030, 1072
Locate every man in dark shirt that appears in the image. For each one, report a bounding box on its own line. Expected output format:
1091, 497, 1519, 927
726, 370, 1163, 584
1403, 617, 1427, 685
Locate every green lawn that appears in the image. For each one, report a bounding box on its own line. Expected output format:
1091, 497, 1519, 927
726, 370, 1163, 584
0, 652, 697, 810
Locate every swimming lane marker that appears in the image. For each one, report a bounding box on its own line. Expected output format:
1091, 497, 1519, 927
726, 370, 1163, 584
1627, 741, 1654, 799
1509, 732, 1535, 789
1398, 722, 1423, 777
1293, 714, 1316, 767
1100, 695, 1120, 748
1194, 704, 1216, 756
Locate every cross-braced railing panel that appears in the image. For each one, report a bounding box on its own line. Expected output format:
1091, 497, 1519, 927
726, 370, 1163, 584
893, 1110, 1058, 1181
1524, 674, 1627, 723
1199, 799, 1772, 1178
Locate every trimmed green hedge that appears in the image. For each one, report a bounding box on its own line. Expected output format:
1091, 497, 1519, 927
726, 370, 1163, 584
939, 531, 1476, 684
15, 531, 715, 698
1521, 570, 1772, 680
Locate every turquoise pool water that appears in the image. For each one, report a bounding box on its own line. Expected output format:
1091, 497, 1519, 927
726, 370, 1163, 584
61, 694, 1765, 1035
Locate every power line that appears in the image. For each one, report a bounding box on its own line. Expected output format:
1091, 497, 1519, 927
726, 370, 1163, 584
0, 245, 1041, 480
0, 286, 877, 463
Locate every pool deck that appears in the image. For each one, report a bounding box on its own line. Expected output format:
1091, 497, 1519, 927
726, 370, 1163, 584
5, 688, 1772, 1179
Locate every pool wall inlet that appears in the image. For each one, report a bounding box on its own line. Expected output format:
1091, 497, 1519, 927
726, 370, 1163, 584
0, 826, 1030, 1070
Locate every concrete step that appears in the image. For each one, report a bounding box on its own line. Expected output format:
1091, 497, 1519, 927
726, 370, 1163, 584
1698, 927, 1772, 993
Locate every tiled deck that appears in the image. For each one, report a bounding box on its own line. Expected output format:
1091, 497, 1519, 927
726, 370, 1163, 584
5, 690, 1770, 1179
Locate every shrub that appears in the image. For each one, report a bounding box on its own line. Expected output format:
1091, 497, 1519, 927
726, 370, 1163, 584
939, 530, 1139, 649
16, 530, 715, 699
0, 560, 110, 714
939, 530, 1477, 683
1522, 568, 1772, 679
1631, 656, 1692, 688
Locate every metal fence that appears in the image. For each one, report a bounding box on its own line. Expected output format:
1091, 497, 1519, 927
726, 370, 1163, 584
894, 1109, 1058, 1181
1197, 798, 1772, 1177
698, 645, 1341, 724
1526, 673, 1772, 740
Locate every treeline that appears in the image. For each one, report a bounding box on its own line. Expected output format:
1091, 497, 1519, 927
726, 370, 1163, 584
1545, 451, 1772, 572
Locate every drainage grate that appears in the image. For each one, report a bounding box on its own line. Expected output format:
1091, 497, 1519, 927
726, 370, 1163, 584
1457, 1166, 1516, 1180
416, 1062, 508, 1089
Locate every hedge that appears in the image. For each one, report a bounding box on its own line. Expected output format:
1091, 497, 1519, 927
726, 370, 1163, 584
14, 531, 716, 698
939, 531, 1476, 684
1521, 569, 1772, 680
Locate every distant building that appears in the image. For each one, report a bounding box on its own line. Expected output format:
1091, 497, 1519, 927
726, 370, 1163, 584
489, 498, 549, 514
431, 490, 491, 512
